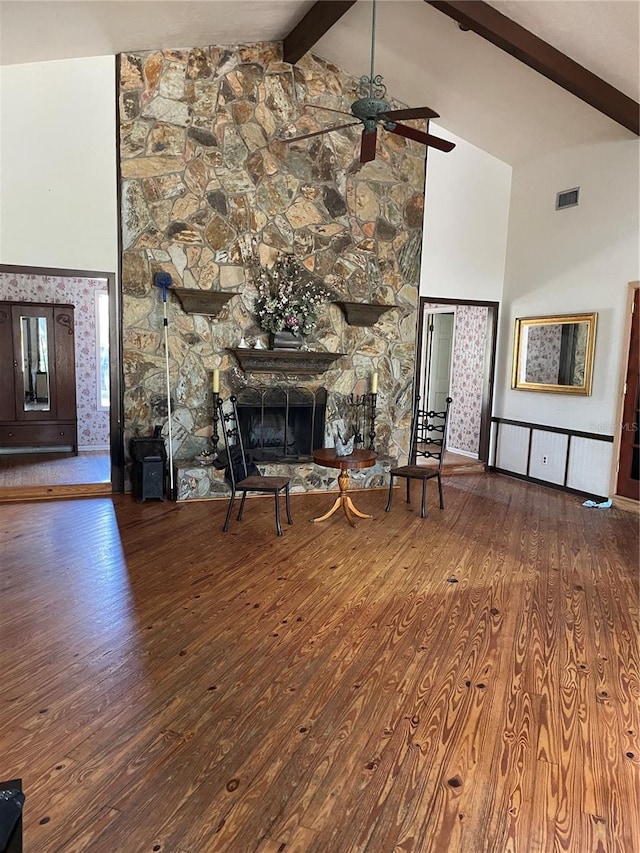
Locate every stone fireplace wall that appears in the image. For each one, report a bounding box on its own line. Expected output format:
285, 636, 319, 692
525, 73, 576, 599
118, 43, 426, 498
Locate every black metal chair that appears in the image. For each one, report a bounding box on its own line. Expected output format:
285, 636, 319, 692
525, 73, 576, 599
217, 396, 293, 536
385, 396, 452, 518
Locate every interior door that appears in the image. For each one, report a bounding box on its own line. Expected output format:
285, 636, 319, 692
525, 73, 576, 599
426, 312, 454, 414
616, 288, 639, 500
416, 297, 498, 465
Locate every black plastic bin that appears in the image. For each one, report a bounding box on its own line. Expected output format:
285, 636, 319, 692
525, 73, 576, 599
130, 437, 168, 501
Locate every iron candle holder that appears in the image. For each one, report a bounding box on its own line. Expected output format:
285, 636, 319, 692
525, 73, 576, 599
348, 391, 377, 451
211, 390, 220, 455
368, 392, 377, 450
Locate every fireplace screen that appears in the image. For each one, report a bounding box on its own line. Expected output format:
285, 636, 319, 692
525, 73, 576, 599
235, 387, 327, 462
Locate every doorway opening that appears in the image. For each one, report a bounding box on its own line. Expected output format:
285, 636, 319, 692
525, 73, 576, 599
0, 264, 123, 499
614, 283, 639, 503
420, 308, 455, 441
416, 296, 499, 465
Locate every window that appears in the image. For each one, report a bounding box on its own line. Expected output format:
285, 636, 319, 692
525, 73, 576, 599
96, 291, 110, 409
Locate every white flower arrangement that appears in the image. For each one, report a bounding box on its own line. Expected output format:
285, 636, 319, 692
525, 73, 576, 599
252, 254, 331, 337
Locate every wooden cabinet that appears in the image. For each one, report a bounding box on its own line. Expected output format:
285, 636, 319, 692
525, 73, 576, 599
0, 301, 77, 453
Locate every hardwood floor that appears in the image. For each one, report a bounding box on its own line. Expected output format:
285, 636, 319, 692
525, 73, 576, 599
0, 450, 111, 502
1, 474, 638, 852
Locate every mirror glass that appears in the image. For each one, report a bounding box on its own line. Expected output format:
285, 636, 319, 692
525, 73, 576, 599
20, 315, 50, 411
512, 313, 597, 395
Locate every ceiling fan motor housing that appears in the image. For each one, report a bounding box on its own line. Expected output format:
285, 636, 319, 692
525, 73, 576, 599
351, 97, 393, 131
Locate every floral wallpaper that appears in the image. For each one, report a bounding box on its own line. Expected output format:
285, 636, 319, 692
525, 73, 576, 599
449, 306, 488, 455
0, 273, 110, 448
425, 303, 488, 456
524, 323, 562, 384
523, 322, 589, 386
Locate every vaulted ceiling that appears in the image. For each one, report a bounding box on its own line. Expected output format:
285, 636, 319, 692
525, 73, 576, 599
1, 0, 638, 164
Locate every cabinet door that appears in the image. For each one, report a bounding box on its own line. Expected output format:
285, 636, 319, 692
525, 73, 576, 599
0, 305, 15, 421
53, 305, 77, 420
11, 304, 57, 421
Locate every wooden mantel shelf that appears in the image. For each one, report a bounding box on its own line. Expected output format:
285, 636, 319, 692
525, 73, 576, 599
333, 301, 395, 326
229, 348, 345, 375
172, 288, 238, 316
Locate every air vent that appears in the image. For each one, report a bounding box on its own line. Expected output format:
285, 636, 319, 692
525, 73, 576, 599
556, 187, 580, 210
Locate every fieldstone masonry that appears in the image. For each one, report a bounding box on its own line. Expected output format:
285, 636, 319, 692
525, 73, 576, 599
118, 43, 426, 500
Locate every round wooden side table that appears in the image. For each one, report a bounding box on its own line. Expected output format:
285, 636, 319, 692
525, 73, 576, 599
312, 448, 377, 527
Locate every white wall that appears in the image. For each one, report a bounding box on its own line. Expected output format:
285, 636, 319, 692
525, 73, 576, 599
421, 124, 512, 302
489, 137, 639, 496
0, 56, 118, 274
496, 138, 640, 431
421, 124, 639, 497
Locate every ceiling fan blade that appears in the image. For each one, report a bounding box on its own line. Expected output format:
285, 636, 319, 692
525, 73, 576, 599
381, 107, 440, 121
282, 121, 361, 143
360, 129, 377, 163
387, 122, 456, 153
305, 104, 354, 118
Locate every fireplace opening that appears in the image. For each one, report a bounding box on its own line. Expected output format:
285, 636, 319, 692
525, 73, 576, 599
235, 387, 327, 462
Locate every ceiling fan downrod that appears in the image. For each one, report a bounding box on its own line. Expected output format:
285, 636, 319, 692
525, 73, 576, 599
353, 0, 392, 127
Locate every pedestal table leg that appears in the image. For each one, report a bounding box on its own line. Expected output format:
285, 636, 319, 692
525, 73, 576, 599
313, 465, 373, 527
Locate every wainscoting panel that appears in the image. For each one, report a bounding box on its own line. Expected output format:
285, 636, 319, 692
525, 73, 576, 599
495, 423, 529, 475
566, 436, 614, 496
491, 417, 614, 499
529, 430, 569, 484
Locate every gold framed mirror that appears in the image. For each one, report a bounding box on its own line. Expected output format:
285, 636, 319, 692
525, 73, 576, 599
512, 313, 597, 394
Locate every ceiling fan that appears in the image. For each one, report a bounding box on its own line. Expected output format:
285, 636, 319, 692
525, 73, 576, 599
283, 0, 455, 164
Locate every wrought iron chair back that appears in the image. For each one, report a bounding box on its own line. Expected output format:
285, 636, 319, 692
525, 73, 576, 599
217, 397, 293, 535
409, 401, 450, 469
218, 396, 250, 488
385, 396, 452, 518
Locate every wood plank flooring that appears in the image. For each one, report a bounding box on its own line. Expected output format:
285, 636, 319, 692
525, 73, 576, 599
1, 474, 638, 852
0, 450, 111, 502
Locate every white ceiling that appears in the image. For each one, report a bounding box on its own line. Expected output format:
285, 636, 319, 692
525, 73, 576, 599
0, 0, 638, 165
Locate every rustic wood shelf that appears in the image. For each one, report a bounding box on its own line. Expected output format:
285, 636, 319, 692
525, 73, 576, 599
172, 288, 238, 316
333, 301, 395, 327
229, 348, 345, 375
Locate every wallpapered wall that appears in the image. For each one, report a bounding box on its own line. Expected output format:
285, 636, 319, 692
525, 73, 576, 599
524, 324, 562, 384
0, 273, 110, 448
524, 322, 587, 386
426, 303, 488, 456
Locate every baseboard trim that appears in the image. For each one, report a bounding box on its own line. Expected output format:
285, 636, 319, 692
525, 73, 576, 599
0, 483, 112, 503
446, 446, 479, 459
489, 467, 608, 502
612, 494, 639, 514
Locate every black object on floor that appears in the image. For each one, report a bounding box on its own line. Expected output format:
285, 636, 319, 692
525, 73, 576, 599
130, 437, 168, 501
0, 780, 23, 853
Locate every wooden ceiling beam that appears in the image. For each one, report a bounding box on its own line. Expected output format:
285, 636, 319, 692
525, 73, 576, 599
283, 0, 357, 65
426, 0, 639, 135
